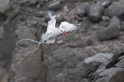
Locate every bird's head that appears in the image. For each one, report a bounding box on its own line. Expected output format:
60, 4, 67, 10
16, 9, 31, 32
60, 28, 68, 35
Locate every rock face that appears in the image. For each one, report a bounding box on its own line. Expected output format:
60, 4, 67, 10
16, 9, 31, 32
115, 58, 124, 68
67, 2, 88, 22
79, 37, 93, 47
95, 68, 124, 82
98, 17, 121, 41
85, 2, 104, 22
48, 1, 61, 10
121, 21, 124, 31
76, 9, 85, 17
9, 26, 46, 82
106, 46, 124, 68
82, 53, 113, 77
28, 0, 37, 5
101, 1, 111, 8
0, 0, 10, 12
44, 47, 85, 82
56, 13, 65, 23
94, 47, 124, 82
97, 0, 112, 8
107, 0, 124, 20
2, 0, 124, 82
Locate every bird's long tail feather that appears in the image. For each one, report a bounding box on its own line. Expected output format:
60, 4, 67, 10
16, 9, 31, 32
16, 39, 42, 57
25, 42, 41, 57
16, 39, 40, 45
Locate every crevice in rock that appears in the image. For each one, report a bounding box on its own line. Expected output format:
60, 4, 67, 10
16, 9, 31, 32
35, 31, 44, 62
41, 45, 44, 62
45, 66, 48, 82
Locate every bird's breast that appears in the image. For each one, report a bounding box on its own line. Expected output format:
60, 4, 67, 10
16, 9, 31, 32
49, 28, 62, 39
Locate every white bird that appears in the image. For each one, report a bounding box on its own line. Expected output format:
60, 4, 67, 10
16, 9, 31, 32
16, 11, 82, 56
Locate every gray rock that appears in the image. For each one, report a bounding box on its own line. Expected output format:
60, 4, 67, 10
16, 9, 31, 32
107, 0, 124, 20
115, 58, 124, 68
78, 37, 93, 47
26, 18, 38, 27
95, 77, 110, 82
67, 2, 88, 22
95, 67, 124, 82
48, 1, 61, 10
56, 14, 64, 23
0, 26, 3, 40
82, 53, 113, 77
97, 0, 112, 8
38, 0, 49, 4
35, 11, 45, 17
44, 13, 50, 22
0, 0, 10, 12
98, 17, 121, 41
81, 79, 90, 82
98, 26, 120, 41
13, 0, 37, 5
93, 64, 106, 80
84, 53, 113, 64
106, 46, 124, 68
0, 12, 7, 22
109, 17, 121, 29
102, 16, 109, 21
44, 47, 85, 82
67, 42, 79, 48
46, 67, 54, 82
85, 2, 104, 22
121, 21, 124, 31
76, 9, 85, 17
102, 1, 111, 8
28, 0, 37, 5
10, 26, 45, 82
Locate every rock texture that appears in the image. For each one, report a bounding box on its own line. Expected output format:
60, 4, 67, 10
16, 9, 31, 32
98, 17, 121, 41
82, 53, 113, 77
85, 2, 104, 22
0, 0, 123, 82
48, 1, 61, 10
107, 0, 124, 20
0, 0, 10, 12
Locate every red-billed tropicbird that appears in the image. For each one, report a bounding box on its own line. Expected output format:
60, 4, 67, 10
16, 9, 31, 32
16, 11, 82, 56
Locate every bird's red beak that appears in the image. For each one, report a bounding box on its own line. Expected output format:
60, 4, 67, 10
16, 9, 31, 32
63, 31, 68, 35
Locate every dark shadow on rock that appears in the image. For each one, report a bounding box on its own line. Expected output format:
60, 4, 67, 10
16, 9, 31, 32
106, 46, 124, 68
0, 7, 19, 82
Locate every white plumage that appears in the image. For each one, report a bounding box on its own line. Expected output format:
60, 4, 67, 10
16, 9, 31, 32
16, 11, 82, 56
41, 11, 81, 44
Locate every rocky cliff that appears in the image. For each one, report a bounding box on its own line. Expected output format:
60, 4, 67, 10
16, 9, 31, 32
0, 0, 124, 82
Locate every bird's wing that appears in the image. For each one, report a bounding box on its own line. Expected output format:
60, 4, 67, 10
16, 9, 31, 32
46, 39, 55, 44
47, 11, 56, 31
59, 22, 81, 32
41, 33, 55, 44
40, 33, 49, 42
